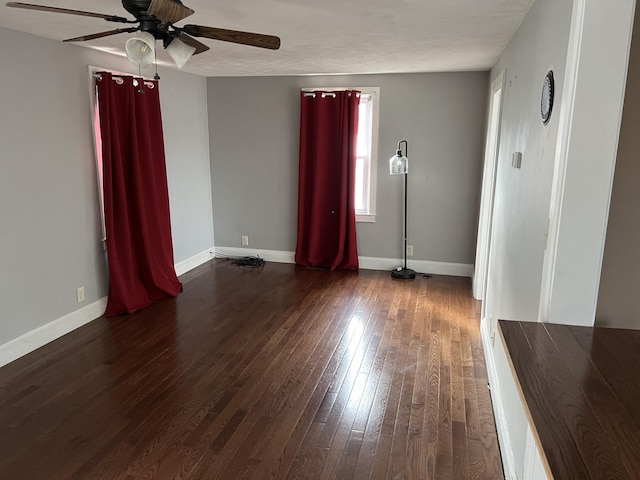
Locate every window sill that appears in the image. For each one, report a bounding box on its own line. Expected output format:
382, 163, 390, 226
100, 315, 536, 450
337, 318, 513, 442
356, 214, 376, 223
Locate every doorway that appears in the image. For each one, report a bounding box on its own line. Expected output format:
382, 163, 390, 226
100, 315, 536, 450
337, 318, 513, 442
473, 71, 505, 323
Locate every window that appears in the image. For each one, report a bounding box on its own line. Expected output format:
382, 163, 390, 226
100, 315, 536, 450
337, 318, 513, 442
302, 86, 380, 223
354, 88, 379, 222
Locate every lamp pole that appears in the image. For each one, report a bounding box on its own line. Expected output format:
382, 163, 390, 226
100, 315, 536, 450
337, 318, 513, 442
403, 161, 409, 270
391, 140, 416, 279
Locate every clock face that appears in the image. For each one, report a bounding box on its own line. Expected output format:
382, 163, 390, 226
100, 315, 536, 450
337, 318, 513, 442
541, 70, 554, 125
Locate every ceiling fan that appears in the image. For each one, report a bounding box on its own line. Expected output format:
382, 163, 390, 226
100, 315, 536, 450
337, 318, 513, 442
6, 0, 281, 68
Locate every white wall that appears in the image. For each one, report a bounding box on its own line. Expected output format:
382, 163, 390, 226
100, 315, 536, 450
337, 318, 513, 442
0, 27, 213, 348
207, 73, 488, 267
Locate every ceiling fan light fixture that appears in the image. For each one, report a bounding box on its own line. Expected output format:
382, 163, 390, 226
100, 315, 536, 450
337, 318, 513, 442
166, 37, 196, 69
7, 1, 282, 72
125, 31, 156, 66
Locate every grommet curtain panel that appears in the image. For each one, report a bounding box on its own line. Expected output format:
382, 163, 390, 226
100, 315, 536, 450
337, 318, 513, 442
295, 90, 360, 271
96, 72, 181, 316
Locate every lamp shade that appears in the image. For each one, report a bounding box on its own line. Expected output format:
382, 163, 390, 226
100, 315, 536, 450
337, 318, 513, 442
389, 150, 408, 175
125, 31, 156, 66
166, 38, 196, 69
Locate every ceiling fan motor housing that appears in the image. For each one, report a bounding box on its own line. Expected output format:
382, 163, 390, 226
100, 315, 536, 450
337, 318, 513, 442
122, 0, 173, 40
122, 0, 153, 19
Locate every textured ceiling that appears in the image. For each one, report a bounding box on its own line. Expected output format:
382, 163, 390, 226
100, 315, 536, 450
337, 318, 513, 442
0, 0, 535, 77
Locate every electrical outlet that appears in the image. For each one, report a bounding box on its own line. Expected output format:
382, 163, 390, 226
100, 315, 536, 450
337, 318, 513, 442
241, 235, 249, 246
406, 245, 414, 256
76, 287, 85, 303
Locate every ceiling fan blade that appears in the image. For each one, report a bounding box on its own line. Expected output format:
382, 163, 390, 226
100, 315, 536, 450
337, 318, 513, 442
175, 33, 209, 55
148, 0, 193, 24
63, 28, 138, 43
6, 2, 132, 23
182, 25, 280, 50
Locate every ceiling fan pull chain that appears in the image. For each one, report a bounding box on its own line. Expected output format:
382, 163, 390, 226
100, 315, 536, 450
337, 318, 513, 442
154, 50, 160, 81
137, 64, 145, 94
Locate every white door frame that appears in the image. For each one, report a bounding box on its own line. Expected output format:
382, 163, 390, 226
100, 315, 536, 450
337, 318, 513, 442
473, 71, 506, 307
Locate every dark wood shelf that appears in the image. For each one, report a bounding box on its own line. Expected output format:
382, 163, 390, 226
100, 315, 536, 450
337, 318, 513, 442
499, 320, 640, 480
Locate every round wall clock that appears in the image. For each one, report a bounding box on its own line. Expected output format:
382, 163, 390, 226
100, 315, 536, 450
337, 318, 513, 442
541, 70, 555, 125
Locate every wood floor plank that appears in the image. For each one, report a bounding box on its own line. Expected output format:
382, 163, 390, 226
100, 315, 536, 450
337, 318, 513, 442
452, 420, 471, 480
0, 261, 503, 479
351, 308, 400, 479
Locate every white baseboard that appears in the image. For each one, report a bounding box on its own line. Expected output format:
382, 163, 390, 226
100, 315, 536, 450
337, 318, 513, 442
482, 319, 517, 480
0, 297, 108, 368
0, 248, 217, 368
214, 246, 474, 278
175, 248, 215, 276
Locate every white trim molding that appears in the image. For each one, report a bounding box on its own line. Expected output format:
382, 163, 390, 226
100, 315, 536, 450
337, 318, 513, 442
473, 70, 506, 301
214, 246, 474, 278
0, 297, 108, 368
174, 248, 216, 276
482, 320, 517, 480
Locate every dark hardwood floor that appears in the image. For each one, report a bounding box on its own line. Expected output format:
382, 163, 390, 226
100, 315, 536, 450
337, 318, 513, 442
0, 260, 503, 479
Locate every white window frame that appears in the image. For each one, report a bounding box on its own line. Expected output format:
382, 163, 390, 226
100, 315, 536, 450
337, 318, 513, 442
301, 86, 380, 223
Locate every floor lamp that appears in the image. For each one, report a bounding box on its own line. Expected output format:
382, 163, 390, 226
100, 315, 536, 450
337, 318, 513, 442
389, 140, 416, 279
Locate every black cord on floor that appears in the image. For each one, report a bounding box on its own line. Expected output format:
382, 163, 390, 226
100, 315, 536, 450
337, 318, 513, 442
231, 256, 265, 268
416, 272, 433, 278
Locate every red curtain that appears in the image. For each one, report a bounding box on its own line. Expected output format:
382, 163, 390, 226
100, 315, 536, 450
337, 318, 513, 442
96, 72, 181, 316
296, 90, 360, 271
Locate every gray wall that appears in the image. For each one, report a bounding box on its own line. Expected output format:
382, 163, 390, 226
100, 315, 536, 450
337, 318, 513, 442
207, 72, 488, 264
483, 0, 573, 324
0, 27, 213, 346
597, 7, 640, 330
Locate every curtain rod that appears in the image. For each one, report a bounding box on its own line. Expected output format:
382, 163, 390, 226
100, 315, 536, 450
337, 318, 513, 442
302, 91, 360, 98
93, 72, 155, 88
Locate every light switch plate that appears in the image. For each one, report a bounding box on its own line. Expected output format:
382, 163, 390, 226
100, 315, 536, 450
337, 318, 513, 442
512, 151, 523, 169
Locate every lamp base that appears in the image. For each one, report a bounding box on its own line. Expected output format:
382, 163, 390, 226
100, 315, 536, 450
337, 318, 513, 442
391, 267, 416, 279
